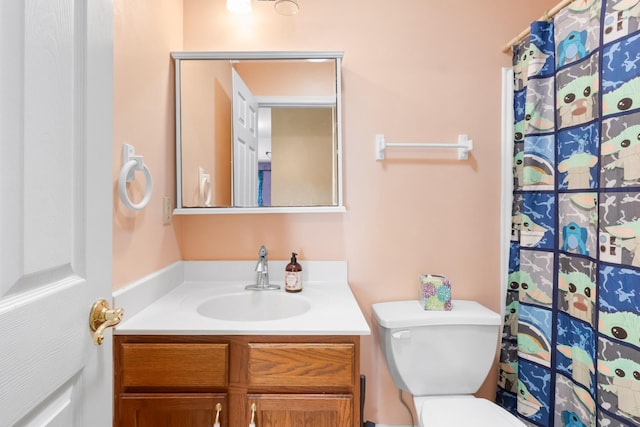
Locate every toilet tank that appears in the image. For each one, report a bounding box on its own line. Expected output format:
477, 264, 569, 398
372, 299, 501, 396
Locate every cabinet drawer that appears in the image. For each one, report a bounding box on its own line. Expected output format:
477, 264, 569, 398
121, 343, 228, 389
247, 343, 354, 388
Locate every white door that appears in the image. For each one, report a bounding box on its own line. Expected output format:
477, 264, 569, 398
0, 1, 114, 426
232, 68, 259, 207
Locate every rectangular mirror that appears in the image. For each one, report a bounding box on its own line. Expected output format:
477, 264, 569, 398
172, 51, 344, 214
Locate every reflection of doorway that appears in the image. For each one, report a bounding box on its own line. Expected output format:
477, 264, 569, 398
257, 104, 335, 206
231, 69, 258, 207
258, 162, 271, 206
257, 107, 272, 207
272, 107, 335, 206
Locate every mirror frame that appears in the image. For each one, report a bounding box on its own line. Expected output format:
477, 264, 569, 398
172, 51, 345, 214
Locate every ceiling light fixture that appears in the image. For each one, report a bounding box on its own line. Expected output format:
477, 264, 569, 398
274, 0, 299, 16
227, 0, 252, 15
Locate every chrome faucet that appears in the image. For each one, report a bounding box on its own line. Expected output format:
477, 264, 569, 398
255, 245, 269, 287
246, 245, 280, 290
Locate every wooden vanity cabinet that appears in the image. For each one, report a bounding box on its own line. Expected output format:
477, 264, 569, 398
114, 335, 361, 427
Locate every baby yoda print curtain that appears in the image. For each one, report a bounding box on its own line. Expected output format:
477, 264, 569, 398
497, 1, 640, 426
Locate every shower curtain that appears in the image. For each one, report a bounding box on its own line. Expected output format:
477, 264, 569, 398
497, 2, 640, 426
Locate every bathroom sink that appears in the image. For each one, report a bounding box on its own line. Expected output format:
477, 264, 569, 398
197, 291, 311, 321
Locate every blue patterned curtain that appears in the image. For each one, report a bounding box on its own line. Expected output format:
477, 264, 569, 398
497, 2, 640, 426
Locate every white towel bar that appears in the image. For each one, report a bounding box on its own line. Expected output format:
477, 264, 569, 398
375, 134, 473, 161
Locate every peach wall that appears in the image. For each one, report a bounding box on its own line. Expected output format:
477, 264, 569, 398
236, 60, 335, 96
114, 0, 558, 424
112, 0, 183, 287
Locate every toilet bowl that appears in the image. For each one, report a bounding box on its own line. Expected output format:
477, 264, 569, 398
372, 299, 525, 427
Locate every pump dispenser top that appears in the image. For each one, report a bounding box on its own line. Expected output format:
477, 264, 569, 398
285, 252, 303, 293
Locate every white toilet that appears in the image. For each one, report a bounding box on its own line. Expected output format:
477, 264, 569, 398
372, 299, 526, 426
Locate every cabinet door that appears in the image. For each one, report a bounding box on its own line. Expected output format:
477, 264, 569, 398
118, 393, 227, 427
248, 394, 352, 427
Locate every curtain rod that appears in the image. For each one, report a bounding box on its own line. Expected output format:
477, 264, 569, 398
501, 0, 575, 54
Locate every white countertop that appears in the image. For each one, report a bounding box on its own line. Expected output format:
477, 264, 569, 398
115, 279, 371, 336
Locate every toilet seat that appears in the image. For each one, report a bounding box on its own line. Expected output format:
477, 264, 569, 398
417, 396, 526, 427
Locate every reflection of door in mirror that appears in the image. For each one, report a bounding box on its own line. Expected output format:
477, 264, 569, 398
232, 69, 259, 207
180, 60, 232, 207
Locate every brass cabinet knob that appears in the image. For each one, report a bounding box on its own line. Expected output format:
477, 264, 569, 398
249, 402, 256, 427
214, 402, 222, 427
89, 299, 124, 345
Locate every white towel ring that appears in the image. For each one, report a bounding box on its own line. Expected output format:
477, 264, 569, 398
118, 145, 153, 210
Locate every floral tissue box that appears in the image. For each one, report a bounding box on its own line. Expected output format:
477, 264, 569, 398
419, 274, 452, 311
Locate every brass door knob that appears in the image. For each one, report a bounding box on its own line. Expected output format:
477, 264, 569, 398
89, 299, 124, 345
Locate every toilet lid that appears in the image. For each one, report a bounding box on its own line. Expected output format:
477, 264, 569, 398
420, 397, 526, 426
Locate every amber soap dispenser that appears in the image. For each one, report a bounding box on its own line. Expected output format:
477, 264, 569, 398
285, 252, 303, 293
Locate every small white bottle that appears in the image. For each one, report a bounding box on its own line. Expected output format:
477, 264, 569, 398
285, 252, 303, 293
